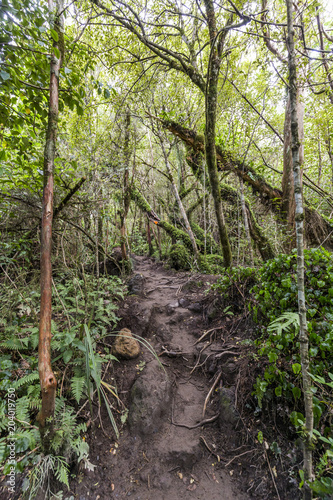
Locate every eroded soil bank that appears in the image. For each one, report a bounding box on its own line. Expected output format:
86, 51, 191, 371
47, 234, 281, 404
70, 256, 300, 499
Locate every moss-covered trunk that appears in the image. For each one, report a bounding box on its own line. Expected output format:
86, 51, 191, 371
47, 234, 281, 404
203, 0, 232, 267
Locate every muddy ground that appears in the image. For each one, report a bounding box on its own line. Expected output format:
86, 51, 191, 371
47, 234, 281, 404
70, 256, 301, 500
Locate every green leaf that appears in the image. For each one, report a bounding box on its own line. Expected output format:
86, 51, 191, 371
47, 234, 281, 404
50, 29, 59, 42
0, 71, 10, 81
292, 363, 301, 375
275, 386, 282, 397
63, 349, 73, 363
292, 386, 301, 400
54, 47, 60, 59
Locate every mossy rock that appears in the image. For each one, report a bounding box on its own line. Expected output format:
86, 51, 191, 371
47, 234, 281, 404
169, 243, 191, 270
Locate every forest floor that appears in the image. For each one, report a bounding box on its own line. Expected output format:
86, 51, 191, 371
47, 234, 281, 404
70, 255, 301, 500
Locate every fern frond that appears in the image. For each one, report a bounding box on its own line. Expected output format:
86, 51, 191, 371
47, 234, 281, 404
28, 398, 42, 411
15, 396, 30, 422
71, 377, 86, 404
267, 312, 300, 336
0, 338, 29, 350
14, 371, 39, 389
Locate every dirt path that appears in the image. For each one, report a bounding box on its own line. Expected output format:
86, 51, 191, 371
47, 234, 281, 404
72, 256, 261, 500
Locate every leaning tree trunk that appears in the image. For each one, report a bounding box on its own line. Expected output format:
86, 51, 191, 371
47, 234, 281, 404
160, 118, 333, 249
37, 0, 64, 450
239, 177, 254, 266
160, 141, 200, 262
286, 1, 314, 497
203, 0, 232, 267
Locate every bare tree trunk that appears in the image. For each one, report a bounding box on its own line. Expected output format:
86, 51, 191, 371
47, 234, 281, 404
37, 0, 64, 448
147, 219, 153, 255
160, 141, 200, 262
286, 2, 313, 497
318, 134, 322, 186
239, 178, 254, 266
324, 125, 333, 193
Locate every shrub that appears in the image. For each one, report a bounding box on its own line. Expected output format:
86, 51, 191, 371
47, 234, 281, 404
169, 243, 191, 270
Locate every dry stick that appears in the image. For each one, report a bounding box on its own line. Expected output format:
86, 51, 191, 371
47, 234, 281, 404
215, 349, 239, 359
59, 365, 68, 398
193, 325, 224, 345
172, 413, 220, 430
190, 342, 212, 374
264, 448, 281, 500
52, 278, 71, 330
224, 449, 256, 467
200, 436, 223, 462
203, 371, 222, 417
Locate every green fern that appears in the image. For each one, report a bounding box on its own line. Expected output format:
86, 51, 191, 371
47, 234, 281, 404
54, 457, 69, 488
71, 376, 86, 404
0, 338, 29, 350
28, 398, 42, 411
0, 439, 6, 462
267, 312, 300, 336
14, 371, 39, 389
15, 396, 30, 422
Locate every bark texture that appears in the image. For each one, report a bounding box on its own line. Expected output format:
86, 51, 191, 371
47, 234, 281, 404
286, 1, 314, 497
160, 141, 200, 261
203, 0, 232, 267
282, 90, 304, 247
38, 0, 64, 442
120, 110, 131, 261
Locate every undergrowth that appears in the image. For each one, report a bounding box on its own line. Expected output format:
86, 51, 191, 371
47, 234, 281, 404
0, 264, 125, 498
212, 248, 333, 497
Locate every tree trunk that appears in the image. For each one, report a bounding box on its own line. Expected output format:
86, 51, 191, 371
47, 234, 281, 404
286, 1, 314, 497
120, 110, 131, 261
282, 90, 304, 248
203, 0, 232, 267
186, 147, 275, 260
160, 118, 333, 249
37, 0, 64, 448
239, 178, 254, 265
160, 141, 200, 262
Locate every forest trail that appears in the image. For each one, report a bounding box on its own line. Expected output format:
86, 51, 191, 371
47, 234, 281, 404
72, 256, 268, 500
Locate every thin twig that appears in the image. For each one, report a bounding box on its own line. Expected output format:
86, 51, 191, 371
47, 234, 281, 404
200, 436, 223, 462
203, 372, 222, 417
172, 413, 219, 429
193, 326, 224, 345
224, 449, 256, 467
264, 449, 281, 500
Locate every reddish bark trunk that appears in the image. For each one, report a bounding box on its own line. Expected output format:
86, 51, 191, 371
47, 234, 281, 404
38, 0, 63, 438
